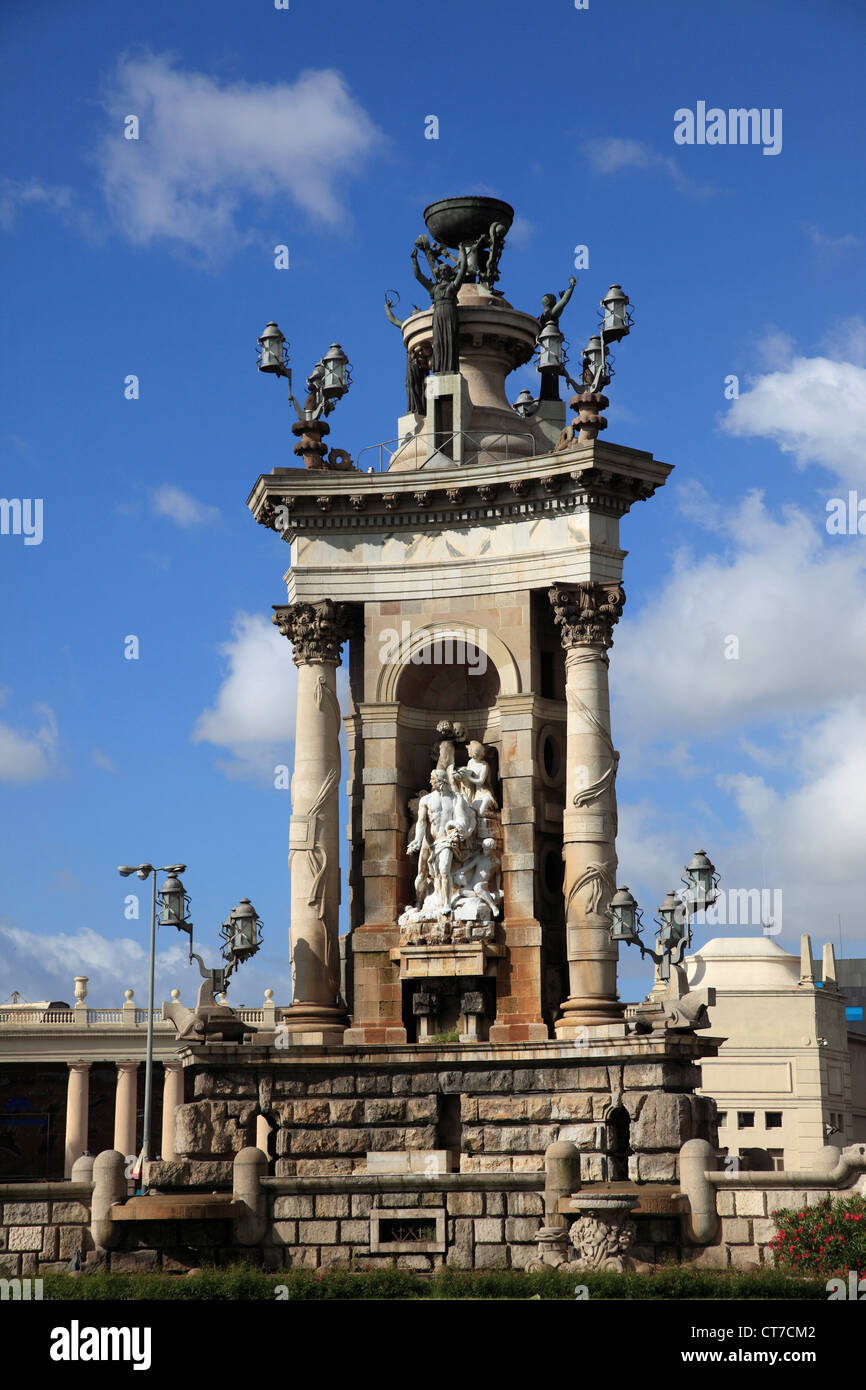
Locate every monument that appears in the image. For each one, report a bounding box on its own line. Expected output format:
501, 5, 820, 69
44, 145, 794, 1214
156, 194, 723, 1266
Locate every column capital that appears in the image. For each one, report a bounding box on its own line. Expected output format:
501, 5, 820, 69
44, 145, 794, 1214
272, 598, 359, 665
67, 1060, 91, 1073
549, 582, 625, 651
115, 1059, 139, 1073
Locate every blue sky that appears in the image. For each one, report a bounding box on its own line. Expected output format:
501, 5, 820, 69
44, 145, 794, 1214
1, 0, 865, 1008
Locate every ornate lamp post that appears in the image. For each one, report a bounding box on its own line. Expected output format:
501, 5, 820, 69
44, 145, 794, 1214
609, 850, 720, 982
257, 320, 353, 470
117, 862, 191, 1179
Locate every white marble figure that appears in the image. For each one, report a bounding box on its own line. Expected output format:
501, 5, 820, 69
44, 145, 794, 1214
399, 747, 503, 944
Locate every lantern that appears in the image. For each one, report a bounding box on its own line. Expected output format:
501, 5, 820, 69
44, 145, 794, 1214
656, 890, 688, 947
609, 886, 642, 943
683, 849, 719, 909
158, 872, 192, 937
582, 334, 609, 391
600, 284, 633, 343
221, 898, 263, 967
321, 343, 350, 399
257, 322, 290, 376
537, 320, 564, 370
513, 388, 537, 418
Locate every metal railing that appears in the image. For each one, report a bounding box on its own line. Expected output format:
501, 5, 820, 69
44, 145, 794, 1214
356, 429, 536, 473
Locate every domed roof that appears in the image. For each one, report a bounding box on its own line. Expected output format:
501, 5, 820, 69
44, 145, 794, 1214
685, 936, 801, 991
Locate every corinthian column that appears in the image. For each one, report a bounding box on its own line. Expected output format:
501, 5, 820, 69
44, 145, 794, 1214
273, 598, 356, 1041
549, 582, 625, 1034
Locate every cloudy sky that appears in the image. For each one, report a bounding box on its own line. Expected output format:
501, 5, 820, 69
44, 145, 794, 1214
1, 0, 864, 1007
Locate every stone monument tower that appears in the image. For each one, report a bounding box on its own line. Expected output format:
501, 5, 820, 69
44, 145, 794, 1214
249, 195, 672, 1048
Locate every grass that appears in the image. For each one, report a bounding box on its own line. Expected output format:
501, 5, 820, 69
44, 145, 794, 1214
40, 1265, 830, 1301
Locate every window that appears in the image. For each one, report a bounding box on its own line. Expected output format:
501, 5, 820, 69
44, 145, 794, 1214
767, 1149, 784, 1172
737, 1111, 754, 1129
765, 1112, 783, 1129
717, 1112, 727, 1127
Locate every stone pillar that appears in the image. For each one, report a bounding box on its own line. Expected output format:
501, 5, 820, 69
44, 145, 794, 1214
549, 582, 625, 1034
64, 1061, 91, 1178
273, 598, 356, 1042
113, 1061, 138, 1158
161, 1061, 184, 1160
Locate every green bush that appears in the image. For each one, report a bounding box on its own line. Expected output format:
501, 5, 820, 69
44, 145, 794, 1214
769, 1192, 866, 1277
41, 1264, 826, 1301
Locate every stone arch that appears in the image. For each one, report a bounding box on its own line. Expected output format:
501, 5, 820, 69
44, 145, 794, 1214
375, 620, 522, 703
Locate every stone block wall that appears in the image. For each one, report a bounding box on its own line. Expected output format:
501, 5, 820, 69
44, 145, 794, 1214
689, 1187, 852, 1271
179, 1046, 717, 1183
0, 1191, 91, 1278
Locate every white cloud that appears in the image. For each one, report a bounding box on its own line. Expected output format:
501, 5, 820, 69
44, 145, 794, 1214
0, 923, 188, 1003
0, 178, 75, 231
152, 484, 220, 528
613, 489, 866, 739
722, 326, 866, 486
805, 225, 863, 253
96, 54, 383, 255
0, 698, 58, 783
585, 138, 715, 198
90, 746, 120, 774
192, 612, 296, 779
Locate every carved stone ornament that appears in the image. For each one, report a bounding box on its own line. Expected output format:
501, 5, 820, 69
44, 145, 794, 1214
548, 582, 626, 650
272, 599, 357, 665
567, 1211, 637, 1272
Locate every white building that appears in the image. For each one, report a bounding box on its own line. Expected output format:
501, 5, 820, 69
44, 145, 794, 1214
685, 934, 852, 1170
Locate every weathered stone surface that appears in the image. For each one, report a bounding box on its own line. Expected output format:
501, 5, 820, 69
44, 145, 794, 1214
314, 1195, 350, 1218
396, 1254, 432, 1271
485, 1192, 505, 1215
286, 1246, 319, 1268
478, 1097, 527, 1123
446, 1191, 483, 1216
355, 1074, 392, 1096
467, 1070, 515, 1094
8, 1227, 43, 1252
729, 1245, 760, 1269
364, 1099, 406, 1124
767, 1190, 807, 1215
194, 1071, 257, 1099
735, 1191, 767, 1217
297, 1221, 338, 1244
722, 1219, 751, 1244
351, 1194, 374, 1217
475, 1243, 508, 1268
475, 1218, 503, 1243
505, 1216, 540, 1243
630, 1093, 702, 1152
3, 1202, 49, 1224
406, 1096, 438, 1123
717, 1191, 735, 1215
41, 1227, 59, 1260
175, 1100, 256, 1157
289, 1128, 371, 1156
0, 1254, 20, 1275
272, 1221, 297, 1245
370, 1125, 437, 1152
506, 1192, 544, 1216
295, 1158, 355, 1176
273, 1196, 314, 1219
319, 1246, 351, 1267
51, 1202, 90, 1224
292, 1100, 331, 1125
329, 1100, 364, 1124
339, 1220, 369, 1244
512, 1155, 545, 1173
752, 1218, 777, 1243
635, 1154, 677, 1182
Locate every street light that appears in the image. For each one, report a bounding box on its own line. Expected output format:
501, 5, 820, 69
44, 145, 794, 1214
117, 861, 190, 1184
513, 388, 538, 418
219, 898, 264, 979
256, 321, 291, 378
609, 851, 720, 983
537, 320, 564, 371
599, 284, 633, 343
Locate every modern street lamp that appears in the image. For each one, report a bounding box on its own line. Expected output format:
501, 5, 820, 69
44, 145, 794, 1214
117, 861, 191, 1184
609, 851, 720, 982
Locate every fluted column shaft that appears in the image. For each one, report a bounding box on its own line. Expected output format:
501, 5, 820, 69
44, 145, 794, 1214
64, 1061, 90, 1178
274, 599, 355, 1036
550, 583, 625, 1032
113, 1060, 138, 1157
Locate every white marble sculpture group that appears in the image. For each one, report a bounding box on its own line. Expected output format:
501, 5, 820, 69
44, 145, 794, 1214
398, 741, 503, 944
